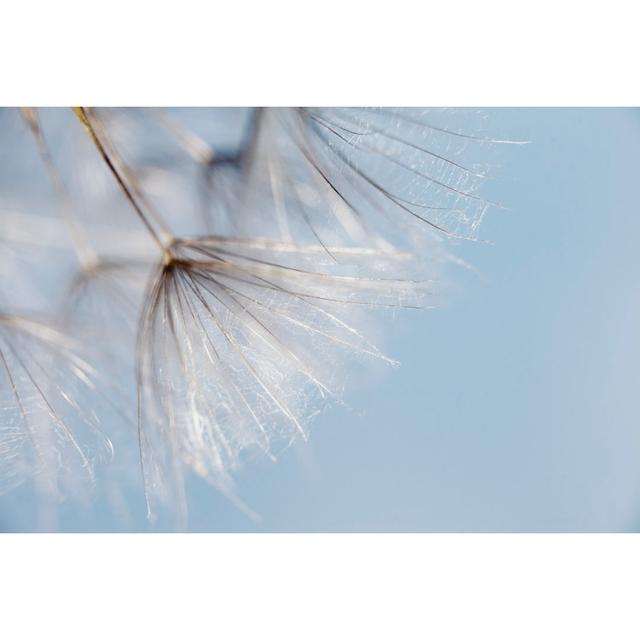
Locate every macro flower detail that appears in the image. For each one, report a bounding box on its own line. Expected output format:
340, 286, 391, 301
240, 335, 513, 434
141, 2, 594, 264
137, 236, 427, 524
0, 106, 515, 526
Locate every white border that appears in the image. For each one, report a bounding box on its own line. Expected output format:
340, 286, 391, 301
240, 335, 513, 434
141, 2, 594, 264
2, 1, 639, 105
2, 534, 639, 639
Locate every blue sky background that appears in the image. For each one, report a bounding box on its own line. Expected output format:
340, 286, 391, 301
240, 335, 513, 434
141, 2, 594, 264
2, 108, 640, 532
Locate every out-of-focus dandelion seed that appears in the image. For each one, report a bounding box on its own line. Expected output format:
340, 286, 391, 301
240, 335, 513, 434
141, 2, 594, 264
0, 314, 112, 498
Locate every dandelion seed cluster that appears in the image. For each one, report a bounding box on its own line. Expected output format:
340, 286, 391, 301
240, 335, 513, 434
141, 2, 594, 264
0, 107, 518, 526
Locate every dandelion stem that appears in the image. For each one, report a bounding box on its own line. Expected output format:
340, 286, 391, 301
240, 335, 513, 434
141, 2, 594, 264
72, 107, 169, 253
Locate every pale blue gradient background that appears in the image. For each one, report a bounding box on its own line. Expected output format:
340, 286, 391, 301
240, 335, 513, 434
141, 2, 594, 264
2, 108, 640, 532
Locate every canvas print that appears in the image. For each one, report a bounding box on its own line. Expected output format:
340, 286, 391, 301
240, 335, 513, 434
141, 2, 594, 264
0, 107, 637, 532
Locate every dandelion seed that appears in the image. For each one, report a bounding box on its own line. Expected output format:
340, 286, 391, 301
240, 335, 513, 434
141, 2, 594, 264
0, 314, 112, 498
137, 236, 429, 524
188, 108, 512, 247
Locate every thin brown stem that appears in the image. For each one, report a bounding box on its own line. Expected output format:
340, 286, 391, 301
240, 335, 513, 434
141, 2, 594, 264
72, 107, 169, 253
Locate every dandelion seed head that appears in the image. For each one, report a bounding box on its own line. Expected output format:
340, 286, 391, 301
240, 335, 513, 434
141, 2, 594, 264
0, 107, 516, 527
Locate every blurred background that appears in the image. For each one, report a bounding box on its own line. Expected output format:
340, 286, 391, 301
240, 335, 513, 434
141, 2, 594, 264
2, 108, 639, 532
